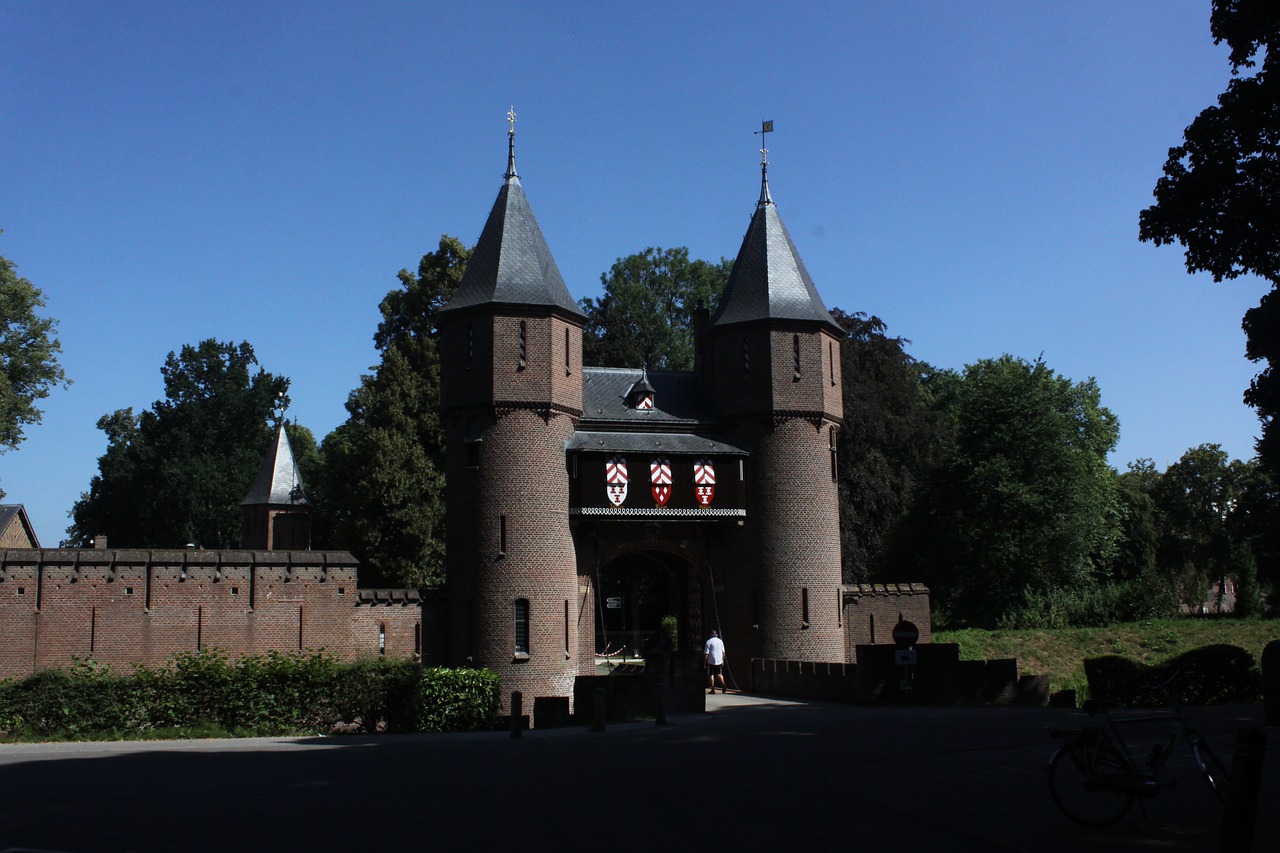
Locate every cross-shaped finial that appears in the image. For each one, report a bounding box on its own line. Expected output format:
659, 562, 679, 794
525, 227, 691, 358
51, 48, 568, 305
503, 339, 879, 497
507, 106, 517, 136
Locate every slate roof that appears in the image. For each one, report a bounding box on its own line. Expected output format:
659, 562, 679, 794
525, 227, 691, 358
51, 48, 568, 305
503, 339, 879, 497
567, 431, 747, 456
707, 168, 842, 333
440, 144, 584, 320
580, 367, 717, 427
240, 424, 310, 507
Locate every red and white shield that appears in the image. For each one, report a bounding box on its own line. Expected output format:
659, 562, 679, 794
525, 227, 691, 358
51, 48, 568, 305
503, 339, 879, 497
693, 458, 716, 507
650, 457, 672, 506
637, 393, 654, 410
605, 456, 628, 507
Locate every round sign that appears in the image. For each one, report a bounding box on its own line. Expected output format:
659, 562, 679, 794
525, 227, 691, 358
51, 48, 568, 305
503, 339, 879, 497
891, 620, 919, 648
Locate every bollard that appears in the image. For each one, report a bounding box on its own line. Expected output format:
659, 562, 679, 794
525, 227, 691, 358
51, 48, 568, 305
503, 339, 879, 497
655, 680, 668, 726
1218, 727, 1267, 853
588, 687, 606, 732
1262, 640, 1280, 727
510, 691, 522, 739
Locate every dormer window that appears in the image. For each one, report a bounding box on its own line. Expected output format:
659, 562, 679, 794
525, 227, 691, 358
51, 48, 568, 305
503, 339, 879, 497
627, 370, 656, 411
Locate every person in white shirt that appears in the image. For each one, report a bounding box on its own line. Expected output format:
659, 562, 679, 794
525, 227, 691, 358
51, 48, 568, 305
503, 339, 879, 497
704, 629, 726, 694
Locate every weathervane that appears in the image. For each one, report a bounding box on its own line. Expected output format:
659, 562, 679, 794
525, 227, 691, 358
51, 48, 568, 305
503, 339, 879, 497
273, 391, 287, 426
755, 119, 774, 166
507, 105, 517, 137
505, 106, 519, 179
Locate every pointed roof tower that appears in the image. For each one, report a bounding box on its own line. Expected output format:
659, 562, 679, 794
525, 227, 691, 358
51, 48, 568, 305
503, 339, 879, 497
241, 420, 310, 508
440, 108, 585, 321
707, 132, 841, 334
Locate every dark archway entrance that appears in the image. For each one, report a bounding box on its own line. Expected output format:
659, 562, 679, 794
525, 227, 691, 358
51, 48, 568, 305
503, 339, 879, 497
596, 551, 697, 660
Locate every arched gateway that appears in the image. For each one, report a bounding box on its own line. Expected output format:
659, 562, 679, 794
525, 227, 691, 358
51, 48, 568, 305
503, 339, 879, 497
438, 122, 851, 718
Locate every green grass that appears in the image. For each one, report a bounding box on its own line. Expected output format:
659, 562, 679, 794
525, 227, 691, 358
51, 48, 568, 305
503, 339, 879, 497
935, 617, 1280, 699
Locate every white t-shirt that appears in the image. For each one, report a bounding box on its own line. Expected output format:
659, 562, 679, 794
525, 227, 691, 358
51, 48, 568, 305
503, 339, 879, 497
704, 635, 725, 665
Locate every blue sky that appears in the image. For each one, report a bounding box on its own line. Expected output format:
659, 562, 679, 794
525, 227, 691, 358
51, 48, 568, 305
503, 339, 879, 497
1, 1, 1269, 545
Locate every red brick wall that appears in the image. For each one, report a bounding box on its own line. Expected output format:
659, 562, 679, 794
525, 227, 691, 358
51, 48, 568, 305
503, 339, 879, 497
0, 549, 421, 679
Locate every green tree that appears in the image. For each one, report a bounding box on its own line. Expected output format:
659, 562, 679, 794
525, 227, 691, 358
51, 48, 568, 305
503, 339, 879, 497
314, 236, 470, 588
579, 247, 730, 370
1150, 444, 1269, 614
0, 246, 68, 495
830, 309, 948, 583
889, 356, 1123, 627
1139, 0, 1280, 476
66, 340, 288, 547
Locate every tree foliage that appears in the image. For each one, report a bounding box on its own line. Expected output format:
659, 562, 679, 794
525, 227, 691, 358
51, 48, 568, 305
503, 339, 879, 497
66, 340, 287, 548
579, 247, 730, 370
0, 247, 68, 494
831, 309, 948, 583
314, 235, 470, 588
1138, 0, 1280, 474
888, 356, 1122, 627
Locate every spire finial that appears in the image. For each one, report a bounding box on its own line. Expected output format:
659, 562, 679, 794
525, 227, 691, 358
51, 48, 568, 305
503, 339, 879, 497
754, 119, 774, 205
272, 391, 287, 427
505, 105, 518, 179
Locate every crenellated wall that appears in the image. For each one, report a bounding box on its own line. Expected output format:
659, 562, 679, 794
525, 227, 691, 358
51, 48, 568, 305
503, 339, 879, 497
0, 549, 423, 679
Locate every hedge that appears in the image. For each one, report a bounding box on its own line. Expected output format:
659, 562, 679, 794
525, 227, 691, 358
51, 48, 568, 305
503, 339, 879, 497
0, 650, 499, 740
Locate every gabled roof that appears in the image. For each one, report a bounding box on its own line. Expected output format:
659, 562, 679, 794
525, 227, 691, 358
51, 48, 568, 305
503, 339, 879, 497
240, 424, 310, 507
440, 141, 584, 320
707, 168, 842, 333
0, 504, 39, 548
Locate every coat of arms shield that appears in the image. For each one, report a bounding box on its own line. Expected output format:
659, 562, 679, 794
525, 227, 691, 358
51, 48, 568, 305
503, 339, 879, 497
650, 456, 672, 506
693, 458, 715, 507
605, 455, 628, 507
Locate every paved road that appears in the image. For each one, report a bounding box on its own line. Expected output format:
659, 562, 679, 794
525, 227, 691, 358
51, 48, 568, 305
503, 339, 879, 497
0, 694, 1273, 852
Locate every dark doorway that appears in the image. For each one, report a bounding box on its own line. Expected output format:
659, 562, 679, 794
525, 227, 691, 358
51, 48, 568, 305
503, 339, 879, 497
596, 552, 686, 659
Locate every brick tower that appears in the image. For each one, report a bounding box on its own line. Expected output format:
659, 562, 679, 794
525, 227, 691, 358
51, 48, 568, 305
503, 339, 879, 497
438, 118, 587, 711
700, 155, 846, 663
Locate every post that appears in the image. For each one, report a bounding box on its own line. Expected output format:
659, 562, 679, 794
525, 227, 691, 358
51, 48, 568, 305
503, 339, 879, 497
588, 687, 606, 732
509, 691, 522, 738
1218, 727, 1267, 853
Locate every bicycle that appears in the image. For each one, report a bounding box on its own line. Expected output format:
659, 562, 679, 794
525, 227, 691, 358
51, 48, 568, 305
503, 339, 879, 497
1047, 669, 1231, 826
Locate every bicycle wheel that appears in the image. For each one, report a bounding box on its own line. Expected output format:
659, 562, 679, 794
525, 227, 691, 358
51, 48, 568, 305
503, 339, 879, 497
1190, 737, 1230, 804
1048, 739, 1135, 826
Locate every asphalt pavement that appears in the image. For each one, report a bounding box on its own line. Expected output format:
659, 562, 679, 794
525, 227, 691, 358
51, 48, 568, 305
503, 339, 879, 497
0, 693, 1273, 852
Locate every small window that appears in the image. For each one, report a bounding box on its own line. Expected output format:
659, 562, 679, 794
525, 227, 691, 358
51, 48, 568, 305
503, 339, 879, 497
829, 340, 836, 386
801, 587, 810, 627
466, 441, 481, 468
379, 623, 386, 657
793, 334, 801, 380
829, 426, 839, 482
499, 514, 507, 557
337, 587, 345, 596
230, 586, 239, 596
742, 338, 750, 374
16, 587, 25, 596
126, 586, 134, 596
564, 326, 571, 375
514, 599, 530, 657
467, 323, 475, 365
518, 321, 527, 369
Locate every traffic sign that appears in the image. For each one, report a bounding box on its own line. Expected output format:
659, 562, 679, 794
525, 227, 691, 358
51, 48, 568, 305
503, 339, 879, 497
894, 649, 917, 666
892, 620, 919, 648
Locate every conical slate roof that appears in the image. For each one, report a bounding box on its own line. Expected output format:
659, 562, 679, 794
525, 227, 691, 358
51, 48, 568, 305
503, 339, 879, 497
240, 423, 309, 507
708, 168, 842, 333
441, 143, 584, 320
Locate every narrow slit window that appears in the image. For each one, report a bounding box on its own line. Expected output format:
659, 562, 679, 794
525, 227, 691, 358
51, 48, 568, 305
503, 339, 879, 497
793, 334, 801, 380
499, 514, 507, 557
564, 326, 571, 374
829, 341, 836, 385
518, 321, 527, 369
563, 599, 570, 658
467, 323, 474, 365
379, 623, 386, 657
829, 426, 839, 482
514, 599, 530, 656
801, 587, 810, 627
742, 337, 750, 374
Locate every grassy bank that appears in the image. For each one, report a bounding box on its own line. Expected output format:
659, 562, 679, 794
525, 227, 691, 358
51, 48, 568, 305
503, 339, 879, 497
935, 617, 1279, 698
